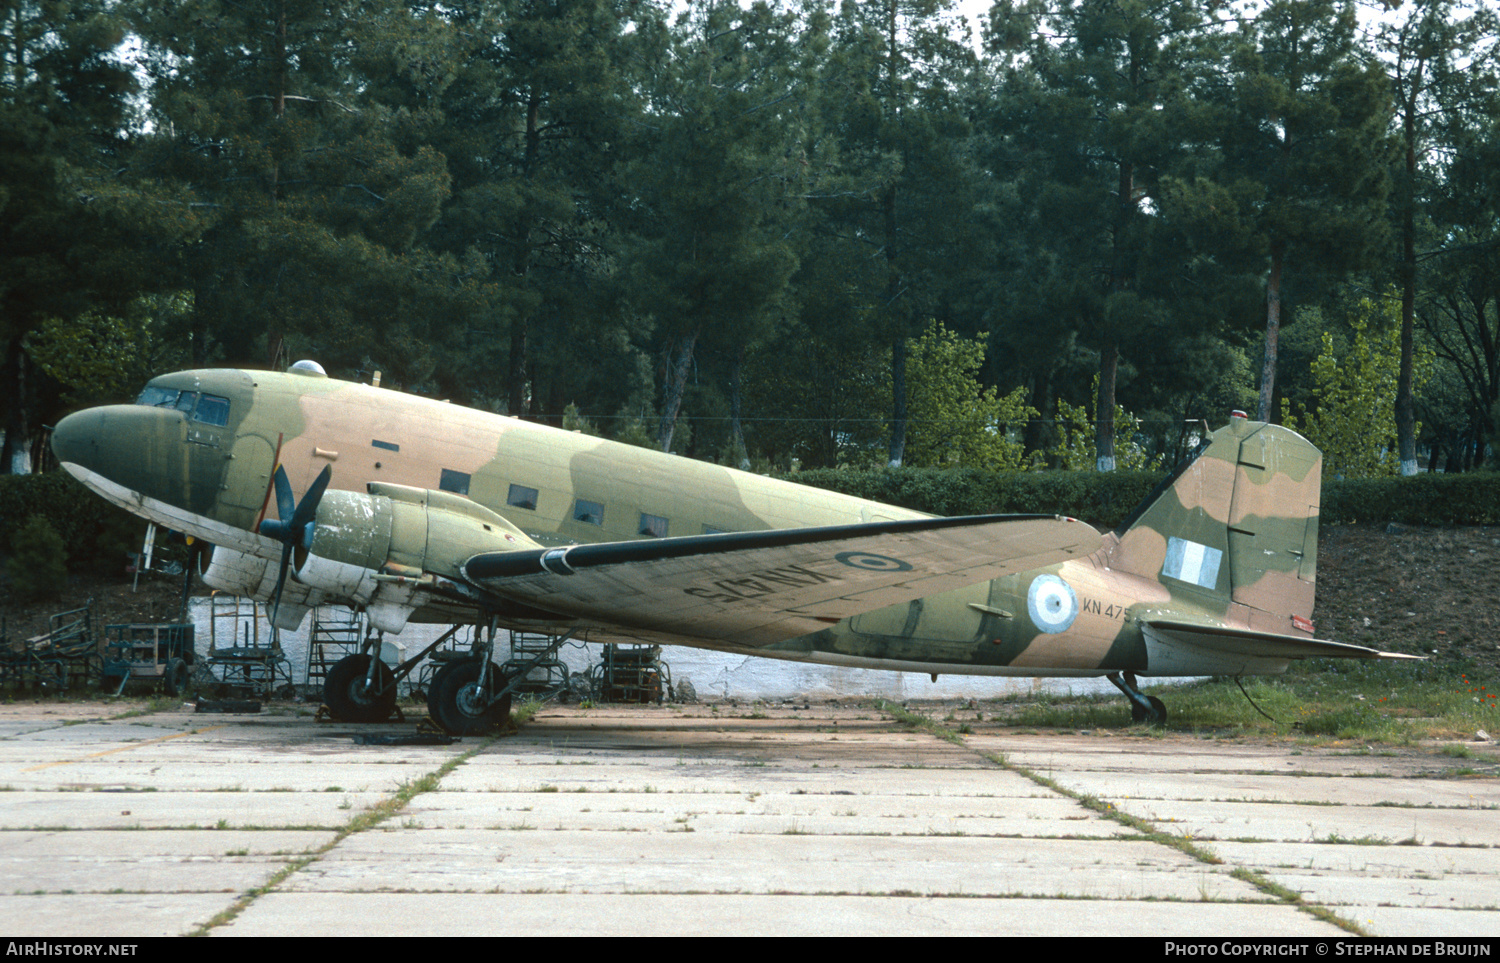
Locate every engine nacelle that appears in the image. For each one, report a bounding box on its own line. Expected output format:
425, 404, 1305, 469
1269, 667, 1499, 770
291, 482, 538, 634
201, 546, 324, 630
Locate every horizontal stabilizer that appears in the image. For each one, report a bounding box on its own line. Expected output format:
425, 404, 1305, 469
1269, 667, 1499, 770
464, 514, 1102, 648
1144, 619, 1421, 676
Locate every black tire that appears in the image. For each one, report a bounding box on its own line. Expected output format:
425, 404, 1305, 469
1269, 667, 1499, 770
426, 659, 467, 719
324, 655, 398, 724
1130, 695, 1167, 724
163, 658, 190, 697
430, 660, 511, 736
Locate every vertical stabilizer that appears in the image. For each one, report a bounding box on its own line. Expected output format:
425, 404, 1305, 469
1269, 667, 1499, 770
1105, 417, 1321, 629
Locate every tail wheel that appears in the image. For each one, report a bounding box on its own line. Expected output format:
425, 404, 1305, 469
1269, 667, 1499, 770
325, 655, 398, 723
431, 660, 511, 736
1130, 695, 1167, 725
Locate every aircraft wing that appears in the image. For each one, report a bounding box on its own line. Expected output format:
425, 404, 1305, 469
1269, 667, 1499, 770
463, 514, 1102, 648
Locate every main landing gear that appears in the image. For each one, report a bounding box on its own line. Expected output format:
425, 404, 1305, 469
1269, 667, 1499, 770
323, 622, 469, 726
1107, 671, 1166, 725
323, 618, 575, 736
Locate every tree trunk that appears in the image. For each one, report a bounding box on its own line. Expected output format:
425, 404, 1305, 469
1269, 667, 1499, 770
657, 330, 699, 453
1096, 341, 1118, 471
1257, 240, 1285, 422
728, 348, 749, 470
508, 320, 529, 418
888, 335, 907, 468
1, 336, 30, 475
1396, 105, 1419, 475
1023, 374, 1055, 466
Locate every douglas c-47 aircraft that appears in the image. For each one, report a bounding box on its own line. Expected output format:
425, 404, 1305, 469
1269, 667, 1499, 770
50, 362, 1413, 732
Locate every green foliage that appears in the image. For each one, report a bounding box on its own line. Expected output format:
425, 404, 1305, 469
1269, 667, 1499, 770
1283, 295, 1432, 478
5, 517, 67, 602
0, 472, 140, 574
1048, 380, 1163, 472
608, 407, 663, 452
27, 294, 192, 407
1322, 473, 1500, 525
897, 321, 1038, 471
560, 403, 599, 437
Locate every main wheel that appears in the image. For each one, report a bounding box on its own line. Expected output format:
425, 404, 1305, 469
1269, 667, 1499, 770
325, 655, 398, 723
163, 658, 190, 697
430, 660, 511, 736
425, 659, 470, 718
1130, 694, 1167, 725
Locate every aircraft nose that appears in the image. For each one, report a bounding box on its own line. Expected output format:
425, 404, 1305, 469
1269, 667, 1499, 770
51, 407, 108, 471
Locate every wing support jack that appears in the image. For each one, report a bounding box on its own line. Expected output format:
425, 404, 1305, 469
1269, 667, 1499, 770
1107, 671, 1166, 725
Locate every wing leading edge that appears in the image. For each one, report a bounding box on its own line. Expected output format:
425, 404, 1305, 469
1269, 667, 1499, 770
463, 514, 1103, 648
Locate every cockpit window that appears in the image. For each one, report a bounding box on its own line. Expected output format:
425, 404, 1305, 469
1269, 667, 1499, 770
193, 394, 230, 427
135, 387, 231, 427
137, 386, 180, 408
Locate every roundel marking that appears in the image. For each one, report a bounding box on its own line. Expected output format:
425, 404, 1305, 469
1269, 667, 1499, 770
1026, 574, 1078, 634
834, 551, 913, 573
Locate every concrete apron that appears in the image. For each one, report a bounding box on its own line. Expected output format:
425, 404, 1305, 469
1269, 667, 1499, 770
0, 700, 1492, 937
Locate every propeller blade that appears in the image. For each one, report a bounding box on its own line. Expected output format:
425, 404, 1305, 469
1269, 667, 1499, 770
290, 465, 333, 534
273, 465, 295, 524
254, 465, 334, 626
268, 538, 295, 627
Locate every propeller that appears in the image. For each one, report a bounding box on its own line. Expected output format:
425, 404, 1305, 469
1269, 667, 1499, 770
258, 464, 333, 626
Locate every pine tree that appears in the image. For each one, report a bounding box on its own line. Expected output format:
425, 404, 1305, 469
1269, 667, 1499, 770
1, 0, 190, 472
129, 0, 472, 384
1374, 0, 1500, 474
616, 2, 812, 453
1209, 0, 1395, 421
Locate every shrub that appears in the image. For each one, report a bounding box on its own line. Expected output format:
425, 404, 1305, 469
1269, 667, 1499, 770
5, 516, 68, 601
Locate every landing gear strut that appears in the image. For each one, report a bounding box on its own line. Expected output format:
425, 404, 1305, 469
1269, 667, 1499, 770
323, 622, 466, 723
325, 652, 398, 723
1107, 671, 1166, 725
425, 621, 576, 736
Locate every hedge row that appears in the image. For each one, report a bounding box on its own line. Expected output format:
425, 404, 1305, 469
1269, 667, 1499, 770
790, 466, 1500, 529
1320, 472, 1500, 526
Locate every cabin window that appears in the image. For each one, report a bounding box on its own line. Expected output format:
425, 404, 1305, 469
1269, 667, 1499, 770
507, 484, 538, 511
192, 394, 230, 427
372, 439, 399, 452
573, 499, 604, 526
439, 469, 471, 496
639, 513, 668, 538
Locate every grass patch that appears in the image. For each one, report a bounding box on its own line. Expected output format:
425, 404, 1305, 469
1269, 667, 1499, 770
981, 659, 1500, 747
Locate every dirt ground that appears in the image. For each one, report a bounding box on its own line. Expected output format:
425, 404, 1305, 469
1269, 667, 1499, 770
1315, 523, 1500, 667
3, 523, 1498, 677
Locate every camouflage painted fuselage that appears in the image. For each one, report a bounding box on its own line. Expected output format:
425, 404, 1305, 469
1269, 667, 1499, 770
53, 366, 1352, 680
